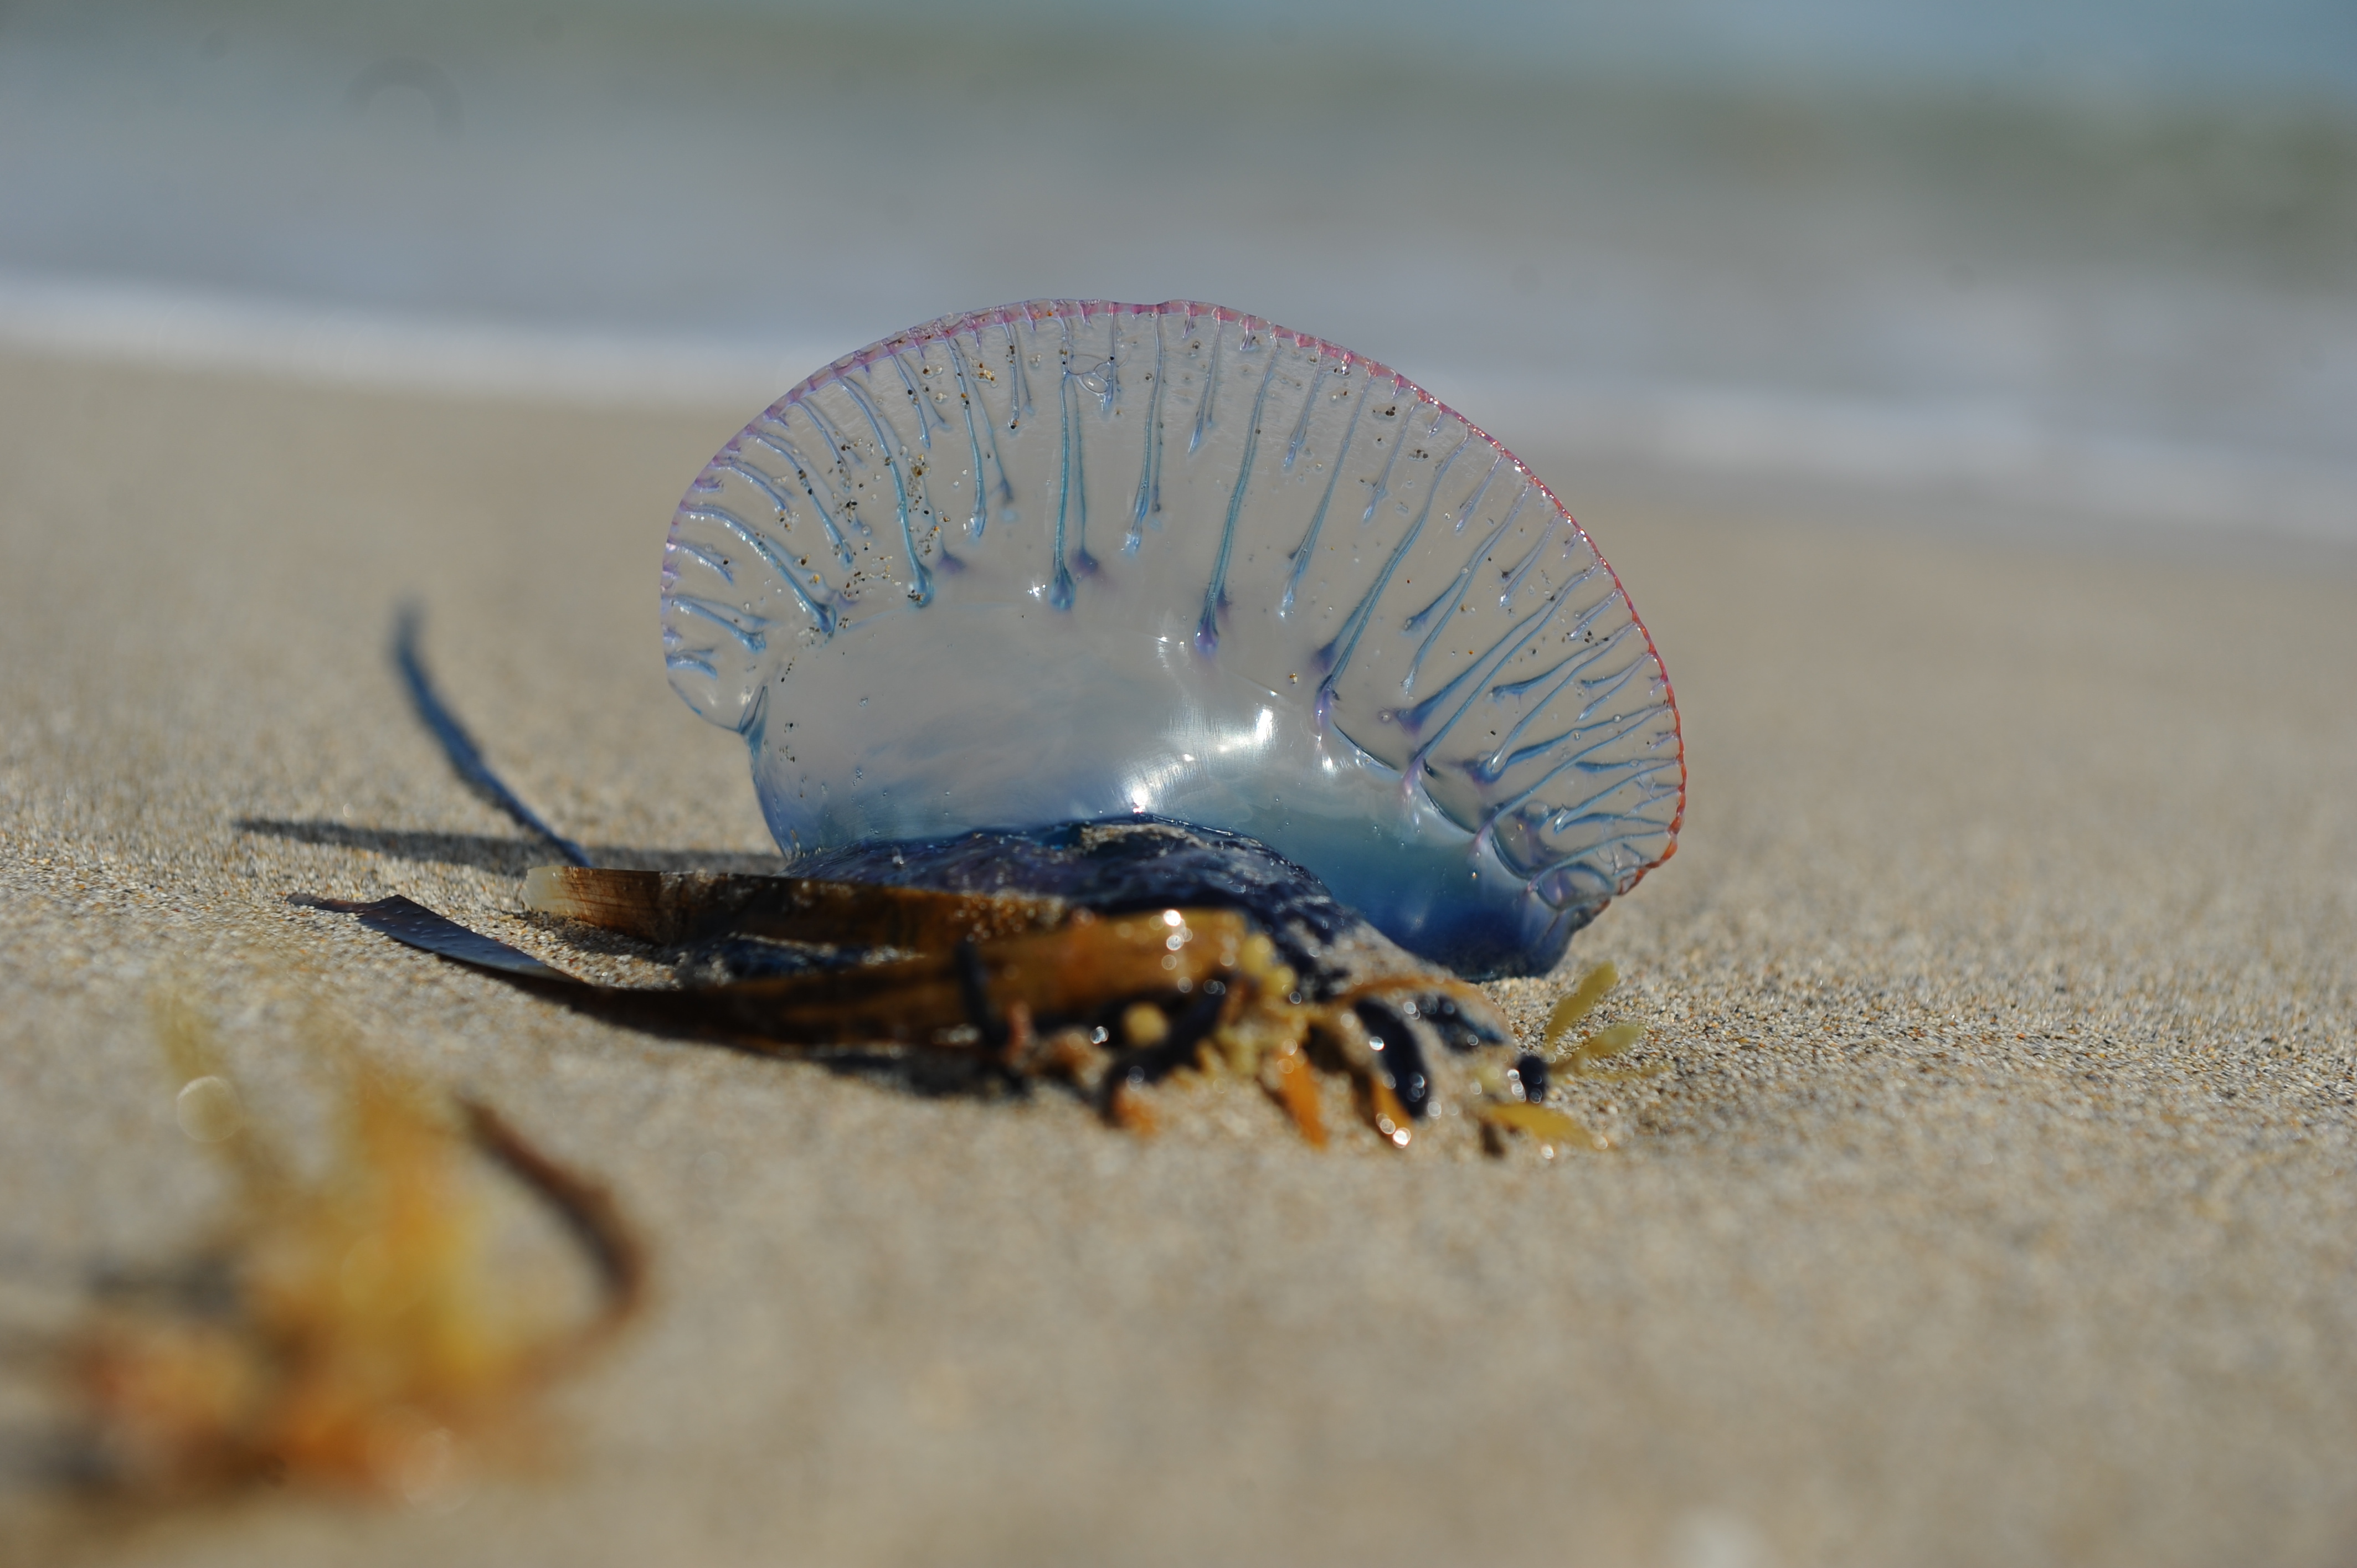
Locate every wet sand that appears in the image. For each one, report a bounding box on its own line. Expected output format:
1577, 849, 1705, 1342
2, 349, 2354, 1567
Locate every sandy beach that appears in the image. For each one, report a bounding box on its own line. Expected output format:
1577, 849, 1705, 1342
3, 347, 2354, 1567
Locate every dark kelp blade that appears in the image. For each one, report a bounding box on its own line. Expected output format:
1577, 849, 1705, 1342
299, 890, 1247, 1050
291, 894, 572, 981
520, 865, 1067, 950
681, 910, 1252, 1045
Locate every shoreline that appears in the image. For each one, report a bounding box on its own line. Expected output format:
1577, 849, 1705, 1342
4, 283, 2353, 549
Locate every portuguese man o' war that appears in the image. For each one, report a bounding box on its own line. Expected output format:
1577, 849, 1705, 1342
313, 302, 1680, 1147
661, 300, 1683, 979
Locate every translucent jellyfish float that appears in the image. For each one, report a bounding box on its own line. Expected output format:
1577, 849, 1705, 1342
661, 299, 1682, 981
316, 300, 1682, 1151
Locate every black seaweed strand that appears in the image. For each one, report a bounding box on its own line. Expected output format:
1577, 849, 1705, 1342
393, 606, 592, 868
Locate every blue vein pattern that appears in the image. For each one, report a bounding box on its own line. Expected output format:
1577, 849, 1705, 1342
661, 300, 1682, 973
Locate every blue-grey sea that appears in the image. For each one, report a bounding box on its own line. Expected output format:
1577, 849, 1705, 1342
3, 0, 2351, 540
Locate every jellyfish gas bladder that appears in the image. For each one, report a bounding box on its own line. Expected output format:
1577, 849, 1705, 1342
661, 301, 1683, 979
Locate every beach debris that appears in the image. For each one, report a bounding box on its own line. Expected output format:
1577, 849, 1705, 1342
58, 997, 644, 1503
303, 301, 1690, 1151
308, 858, 1655, 1155
300, 831, 1532, 1151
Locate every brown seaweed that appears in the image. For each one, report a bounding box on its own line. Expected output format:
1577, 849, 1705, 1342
58, 998, 644, 1503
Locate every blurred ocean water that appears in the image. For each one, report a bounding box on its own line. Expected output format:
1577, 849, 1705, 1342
2, 0, 2351, 539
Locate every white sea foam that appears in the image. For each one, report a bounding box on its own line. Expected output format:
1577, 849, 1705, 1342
1474, 374, 2357, 545
0, 272, 809, 410
9, 271, 2348, 545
